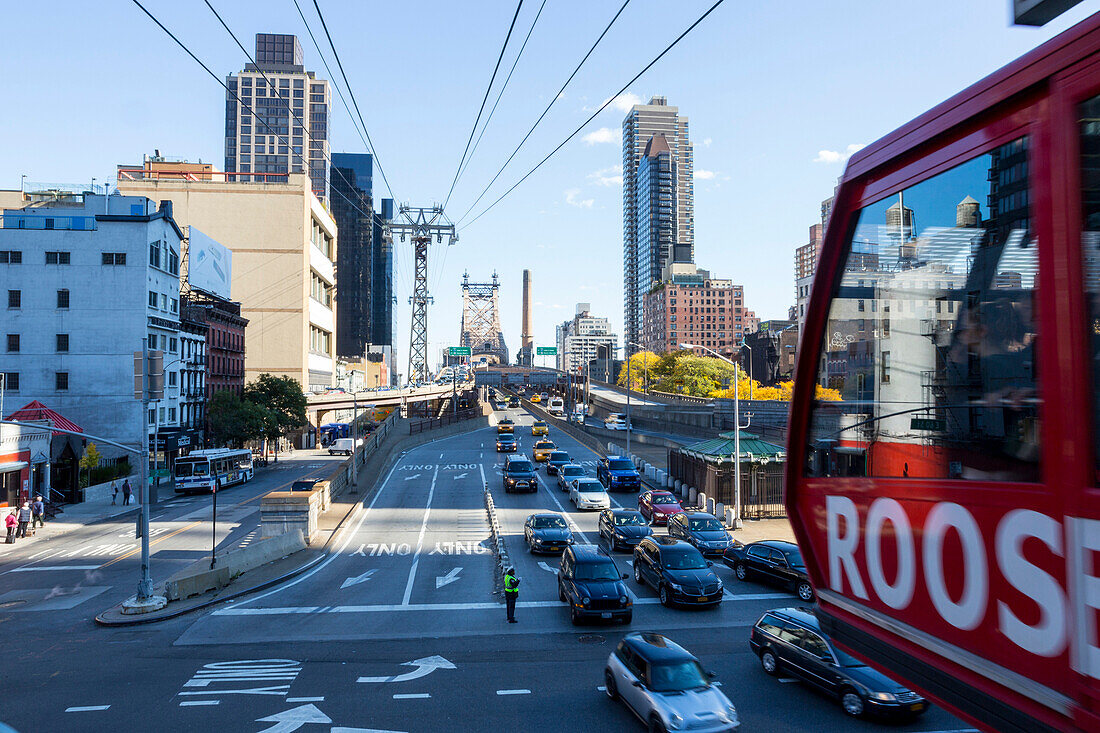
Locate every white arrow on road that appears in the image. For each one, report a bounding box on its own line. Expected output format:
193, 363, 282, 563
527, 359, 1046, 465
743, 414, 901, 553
256, 704, 331, 733
435, 567, 462, 588
538, 562, 557, 574
403, 474, 421, 481
341, 569, 377, 589
357, 655, 457, 683
452, 473, 467, 480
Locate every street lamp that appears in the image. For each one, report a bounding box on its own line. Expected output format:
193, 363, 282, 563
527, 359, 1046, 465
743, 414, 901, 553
681, 342, 749, 529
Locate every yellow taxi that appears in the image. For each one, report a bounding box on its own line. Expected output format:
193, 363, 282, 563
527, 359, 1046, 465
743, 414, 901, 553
530, 394, 542, 404
531, 420, 549, 436
532, 439, 556, 462
497, 417, 515, 434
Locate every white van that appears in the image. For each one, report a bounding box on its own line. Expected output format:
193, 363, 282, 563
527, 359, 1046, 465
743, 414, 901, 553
328, 438, 355, 456
548, 397, 565, 416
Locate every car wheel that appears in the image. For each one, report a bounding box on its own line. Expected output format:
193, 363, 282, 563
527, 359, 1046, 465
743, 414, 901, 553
604, 669, 618, 700
648, 714, 668, 733
841, 690, 865, 717
735, 563, 747, 581
760, 650, 779, 676
658, 585, 671, 607
633, 564, 644, 584
796, 581, 814, 602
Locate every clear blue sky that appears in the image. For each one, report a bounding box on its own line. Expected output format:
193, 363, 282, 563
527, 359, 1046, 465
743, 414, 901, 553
1, 0, 1096, 372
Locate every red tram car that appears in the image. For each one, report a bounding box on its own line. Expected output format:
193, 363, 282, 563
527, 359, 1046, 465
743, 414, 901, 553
787, 12, 1100, 733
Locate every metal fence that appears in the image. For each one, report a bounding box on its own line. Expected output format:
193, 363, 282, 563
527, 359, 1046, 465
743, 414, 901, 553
668, 449, 786, 518
409, 407, 480, 434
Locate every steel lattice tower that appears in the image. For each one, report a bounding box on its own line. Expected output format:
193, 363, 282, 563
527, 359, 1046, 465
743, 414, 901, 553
459, 271, 508, 365
388, 205, 457, 384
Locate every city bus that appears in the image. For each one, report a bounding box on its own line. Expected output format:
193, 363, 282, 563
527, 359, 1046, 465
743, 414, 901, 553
786, 12, 1100, 733
174, 448, 255, 494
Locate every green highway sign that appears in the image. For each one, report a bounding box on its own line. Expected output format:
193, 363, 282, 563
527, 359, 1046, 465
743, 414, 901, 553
448, 346, 471, 356
910, 417, 946, 431
536, 346, 557, 356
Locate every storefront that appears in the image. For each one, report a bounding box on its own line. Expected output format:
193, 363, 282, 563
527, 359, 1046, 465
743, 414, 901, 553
0, 423, 50, 508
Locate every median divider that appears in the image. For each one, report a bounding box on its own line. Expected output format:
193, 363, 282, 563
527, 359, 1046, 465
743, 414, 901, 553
484, 481, 508, 598
164, 530, 307, 602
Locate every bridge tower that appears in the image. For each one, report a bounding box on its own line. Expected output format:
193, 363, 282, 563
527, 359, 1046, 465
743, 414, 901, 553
459, 271, 509, 365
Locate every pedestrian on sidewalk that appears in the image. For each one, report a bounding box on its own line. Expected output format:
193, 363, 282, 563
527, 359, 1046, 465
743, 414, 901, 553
503, 566, 520, 623
122, 479, 132, 506
16, 503, 31, 538
5, 510, 16, 543
31, 495, 45, 530
111, 482, 118, 505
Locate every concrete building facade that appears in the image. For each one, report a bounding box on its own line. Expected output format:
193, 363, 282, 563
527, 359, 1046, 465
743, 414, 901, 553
555, 303, 618, 374
641, 262, 749, 356
118, 168, 337, 392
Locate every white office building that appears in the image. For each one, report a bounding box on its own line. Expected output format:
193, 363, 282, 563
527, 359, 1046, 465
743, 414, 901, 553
0, 191, 186, 462
556, 303, 618, 374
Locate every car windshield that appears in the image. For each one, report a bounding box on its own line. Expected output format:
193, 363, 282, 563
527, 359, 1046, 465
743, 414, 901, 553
549, 452, 569, 461
690, 518, 724, 531
562, 466, 584, 476
532, 516, 567, 529
649, 661, 710, 692
652, 494, 679, 505
608, 459, 634, 470
536, 442, 554, 449
663, 552, 707, 570
533, 421, 546, 427
498, 437, 514, 443
615, 513, 646, 526
574, 562, 619, 581
509, 461, 534, 472
578, 481, 604, 493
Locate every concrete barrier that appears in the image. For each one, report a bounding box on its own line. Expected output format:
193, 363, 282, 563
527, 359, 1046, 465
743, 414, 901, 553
716, 502, 725, 524
725, 507, 735, 527
689, 487, 697, 505
698, 492, 707, 511
164, 529, 307, 602
706, 497, 716, 516
260, 488, 324, 543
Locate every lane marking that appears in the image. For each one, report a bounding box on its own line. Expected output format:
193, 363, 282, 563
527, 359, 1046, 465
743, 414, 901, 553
10, 565, 101, 572
98, 520, 203, 569
66, 706, 110, 712
286, 697, 325, 703
401, 465, 440, 606
179, 700, 220, 707
392, 693, 431, 699
496, 689, 530, 696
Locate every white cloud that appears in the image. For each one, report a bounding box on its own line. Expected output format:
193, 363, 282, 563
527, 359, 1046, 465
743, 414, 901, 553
694, 169, 718, 180
582, 92, 641, 114
564, 189, 594, 209
582, 127, 620, 145
703, 137, 712, 147
813, 143, 866, 164
587, 165, 623, 187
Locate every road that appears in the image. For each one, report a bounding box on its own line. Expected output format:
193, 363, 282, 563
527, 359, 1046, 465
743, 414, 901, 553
1, 407, 970, 733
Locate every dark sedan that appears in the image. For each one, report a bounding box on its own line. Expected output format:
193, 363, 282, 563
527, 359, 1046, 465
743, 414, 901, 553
597, 509, 653, 551
633, 536, 723, 608
723, 540, 814, 602
667, 512, 733, 557
495, 434, 517, 452
524, 513, 573, 554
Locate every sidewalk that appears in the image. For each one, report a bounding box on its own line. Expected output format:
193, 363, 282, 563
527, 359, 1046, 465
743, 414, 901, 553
0, 501, 140, 556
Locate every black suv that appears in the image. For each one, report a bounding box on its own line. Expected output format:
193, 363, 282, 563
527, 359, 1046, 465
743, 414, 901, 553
667, 512, 733, 557
632, 536, 723, 608
557, 545, 631, 624
496, 433, 517, 453
502, 456, 537, 493
508, 396, 520, 408
596, 456, 641, 492
750, 607, 929, 720
723, 540, 814, 602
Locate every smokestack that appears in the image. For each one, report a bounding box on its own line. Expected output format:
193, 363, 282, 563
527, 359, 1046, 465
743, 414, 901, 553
521, 269, 533, 349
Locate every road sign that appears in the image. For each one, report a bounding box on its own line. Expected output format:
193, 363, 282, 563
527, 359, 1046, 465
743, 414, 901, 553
448, 346, 471, 356
910, 417, 946, 431
536, 346, 557, 356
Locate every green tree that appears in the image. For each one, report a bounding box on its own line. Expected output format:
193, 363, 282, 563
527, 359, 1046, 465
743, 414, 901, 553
79, 443, 102, 489
208, 390, 272, 447
243, 374, 307, 462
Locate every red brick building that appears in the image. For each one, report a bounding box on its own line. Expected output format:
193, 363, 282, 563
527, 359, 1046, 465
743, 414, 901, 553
641, 263, 750, 355
182, 292, 248, 445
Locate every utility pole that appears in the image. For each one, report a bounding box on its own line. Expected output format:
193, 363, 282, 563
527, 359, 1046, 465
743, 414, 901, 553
351, 394, 359, 493
388, 205, 458, 385
131, 339, 164, 606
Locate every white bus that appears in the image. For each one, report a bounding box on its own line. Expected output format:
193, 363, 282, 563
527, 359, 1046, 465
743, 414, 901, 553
174, 448, 255, 494
548, 396, 565, 416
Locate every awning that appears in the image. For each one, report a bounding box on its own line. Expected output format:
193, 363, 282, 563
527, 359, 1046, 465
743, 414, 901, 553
5, 400, 83, 436
0, 461, 29, 473
680, 431, 786, 463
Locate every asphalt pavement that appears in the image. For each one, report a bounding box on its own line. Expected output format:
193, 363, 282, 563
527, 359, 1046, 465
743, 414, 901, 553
0, 408, 972, 733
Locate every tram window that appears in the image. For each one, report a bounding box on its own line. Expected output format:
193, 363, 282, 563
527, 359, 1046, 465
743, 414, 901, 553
1079, 94, 1100, 480
805, 137, 1040, 481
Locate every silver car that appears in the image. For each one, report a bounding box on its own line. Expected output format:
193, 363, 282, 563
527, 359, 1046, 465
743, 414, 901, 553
605, 632, 739, 731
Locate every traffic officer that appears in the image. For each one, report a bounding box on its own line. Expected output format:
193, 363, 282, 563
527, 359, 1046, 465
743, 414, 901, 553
503, 566, 520, 623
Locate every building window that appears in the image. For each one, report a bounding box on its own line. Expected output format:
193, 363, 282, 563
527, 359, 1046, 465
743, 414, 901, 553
0, 251, 21, 264
7, 290, 19, 308
170, 298, 178, 314
55, 372, 69, 390
310, 271, 332, 308
148, 292, 158, 308
57, 289, 69, 309
56, 334, 68, 352
1, 372, 18, 390
168, 249, 179, 275
169, 371, 177, 386
102, 252, 127, 265
6, 334, 18, 352
168, 408, 176, 423
45, 251, 71, 265
159, 407, 165, 422
169, 337, 177, 353
149, 242, 161, 268
880, 351, 891, 384
309, 325, 331, 355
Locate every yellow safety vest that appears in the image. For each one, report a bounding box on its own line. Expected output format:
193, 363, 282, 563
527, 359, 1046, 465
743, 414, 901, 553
504, 573, 519, 593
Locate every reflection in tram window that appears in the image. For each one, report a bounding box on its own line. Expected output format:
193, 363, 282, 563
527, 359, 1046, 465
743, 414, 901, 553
1080, 95, 1100, 480
805, 138, 1040, 481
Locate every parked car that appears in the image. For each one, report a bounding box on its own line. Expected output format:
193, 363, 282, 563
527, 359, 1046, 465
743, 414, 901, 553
532, 439, 556, 462
638, 490, 684, 524
750, 607, 929, 720
531, 420, 549, 436
545, 451, 571, 475
524, 513, 573, 554
557, 464, 586, 491
597, 456, 641, 492
557, 545, 631, 625
605, 632, 739, 731
723, 540, 814, 602
497, 417, 515, 434
570, 478, 611, 511
327, 437, 356, 456
597, 509, 653, 551
495, 434, 517, 453
667, 512, 733, 557
633, 536, 723, 608
502, 456, 538, 493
